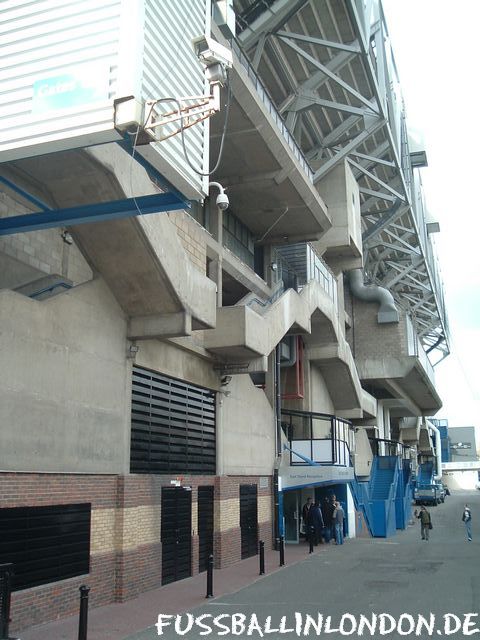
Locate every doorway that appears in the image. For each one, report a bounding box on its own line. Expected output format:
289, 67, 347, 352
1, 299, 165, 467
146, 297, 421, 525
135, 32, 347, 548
198, 486, 214, 573
240, 484, 258, 559
161, 487, 192, 585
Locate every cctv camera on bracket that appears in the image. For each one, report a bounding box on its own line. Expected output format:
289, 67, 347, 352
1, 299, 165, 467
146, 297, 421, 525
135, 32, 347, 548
192, 35, 233, 68
209, 181, 229, 211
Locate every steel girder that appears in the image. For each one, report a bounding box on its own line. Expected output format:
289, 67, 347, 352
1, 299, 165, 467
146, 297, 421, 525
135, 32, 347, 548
235, 0, 449, 360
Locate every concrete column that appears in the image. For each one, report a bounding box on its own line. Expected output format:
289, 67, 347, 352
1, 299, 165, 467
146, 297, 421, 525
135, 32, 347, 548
216, 392, 225, 475
207, 258, 222, 307
209, 205, 223, 307
383, 405, 391, 441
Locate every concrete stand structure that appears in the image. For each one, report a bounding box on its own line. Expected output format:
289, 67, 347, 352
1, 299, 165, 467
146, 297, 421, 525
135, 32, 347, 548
0, 0, 450, 634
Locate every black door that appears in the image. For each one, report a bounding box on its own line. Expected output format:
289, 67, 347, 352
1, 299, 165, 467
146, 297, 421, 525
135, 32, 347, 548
198, 486, 214, 572
161, 487, 192, 585
240, 484, 258, 559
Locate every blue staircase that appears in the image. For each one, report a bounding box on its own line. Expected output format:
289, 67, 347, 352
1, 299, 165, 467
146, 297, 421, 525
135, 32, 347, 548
370, 456, 400, 537
349, 476, 373, 537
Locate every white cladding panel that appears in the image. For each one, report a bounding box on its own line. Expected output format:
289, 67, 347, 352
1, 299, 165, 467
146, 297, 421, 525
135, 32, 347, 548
0, 0, 210, 198
141, 0, 209, 197
0, 0, 123, 158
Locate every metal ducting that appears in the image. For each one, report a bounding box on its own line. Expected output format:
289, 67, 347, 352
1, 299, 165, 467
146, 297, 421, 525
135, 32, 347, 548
348, 269, 399, 324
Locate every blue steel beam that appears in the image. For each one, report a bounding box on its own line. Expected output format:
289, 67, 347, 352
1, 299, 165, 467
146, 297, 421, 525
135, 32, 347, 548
0, 175, 51, 211
0, 192, 187, 236
117, 138, 189, 205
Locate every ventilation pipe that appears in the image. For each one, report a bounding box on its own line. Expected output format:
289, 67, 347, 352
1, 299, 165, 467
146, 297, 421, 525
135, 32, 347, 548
348, 269, 399, 323
426, 419, 442, 481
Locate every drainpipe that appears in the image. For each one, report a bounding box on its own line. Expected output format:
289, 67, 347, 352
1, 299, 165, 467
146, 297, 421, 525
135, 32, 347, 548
426, 420, 442, 481
274, 345, 282, 546
348, 269, 399, 324
275, 344, 282, 456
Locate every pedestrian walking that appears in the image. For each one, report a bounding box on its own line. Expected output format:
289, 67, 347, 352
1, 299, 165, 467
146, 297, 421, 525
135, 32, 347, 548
321, 496, 334, 543
462, 504, 472, 541
415, 506, 432, 540
302, 497, 312, 540
307, 501, 324, 546
332, 501, 345, 545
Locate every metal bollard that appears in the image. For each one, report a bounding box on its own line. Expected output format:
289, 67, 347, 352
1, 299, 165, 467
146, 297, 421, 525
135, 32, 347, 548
279, 535, 285, 567
259, 540, 265, 575
0, 564, 15, 640
78, 585, 90, 640
206, 554, 214, 598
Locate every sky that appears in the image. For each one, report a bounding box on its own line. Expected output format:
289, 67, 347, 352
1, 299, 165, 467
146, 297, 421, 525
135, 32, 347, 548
381, 0, 480, 435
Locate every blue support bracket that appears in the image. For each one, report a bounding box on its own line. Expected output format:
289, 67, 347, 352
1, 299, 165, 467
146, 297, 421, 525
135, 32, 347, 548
0, 176, 51, 212
0, 192, 188, 236
116, 137, 191, 207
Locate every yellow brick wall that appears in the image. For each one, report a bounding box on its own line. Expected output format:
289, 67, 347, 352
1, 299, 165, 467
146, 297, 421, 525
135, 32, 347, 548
91, 508, 116, 554
215, 498, 239, 532
91, 505, 161, 554
169, 211, 207, 274
258, 495, 272, 524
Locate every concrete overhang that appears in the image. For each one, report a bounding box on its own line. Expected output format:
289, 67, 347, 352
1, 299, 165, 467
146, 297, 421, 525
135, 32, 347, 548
3, 145, 217, 333
400, 418, 421, 443
355, 355, 442, 414
307, 339, 376, 418
211, 52, 331, 244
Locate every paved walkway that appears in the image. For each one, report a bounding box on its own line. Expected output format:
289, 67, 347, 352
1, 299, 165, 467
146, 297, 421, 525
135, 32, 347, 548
19, 490, 479, 639
20, 538, 329, 639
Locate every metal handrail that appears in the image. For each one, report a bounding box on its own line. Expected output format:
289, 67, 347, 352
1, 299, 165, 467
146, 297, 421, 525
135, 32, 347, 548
281, 409, 354, 466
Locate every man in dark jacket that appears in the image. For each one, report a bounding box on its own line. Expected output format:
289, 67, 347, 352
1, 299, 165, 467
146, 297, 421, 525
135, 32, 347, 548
415, 506, 432, 540
307, 501, 324, 546
321, 496, 335, 543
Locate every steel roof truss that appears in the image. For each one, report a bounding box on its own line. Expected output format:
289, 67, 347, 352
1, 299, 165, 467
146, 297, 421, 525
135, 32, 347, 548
359, 186, 396, 202
277, 34, 380, 114
348, 158, 405, 201
275, 30, 361, 53
362, 201, 408, 243
289, 91, 375, 117
314, 115, 385, 181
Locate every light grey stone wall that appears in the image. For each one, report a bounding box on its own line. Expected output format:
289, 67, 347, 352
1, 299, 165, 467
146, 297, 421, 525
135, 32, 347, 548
0, 190, 93, 289
0, 278, 130, 474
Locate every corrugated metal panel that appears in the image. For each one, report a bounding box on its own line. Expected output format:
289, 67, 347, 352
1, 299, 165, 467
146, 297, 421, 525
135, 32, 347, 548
141, 0, 210, 197
0, 0, 123, 159
0, 0, 211, 199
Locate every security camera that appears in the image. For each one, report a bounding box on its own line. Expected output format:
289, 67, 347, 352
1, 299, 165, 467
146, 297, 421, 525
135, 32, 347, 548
209, 181, 230, 210
192, 35, 233, 68
216, 192, 229, 210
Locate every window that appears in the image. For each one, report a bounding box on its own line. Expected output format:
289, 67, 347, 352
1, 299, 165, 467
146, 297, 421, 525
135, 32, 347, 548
222, 210, 255, 268
0, 504, 91, 591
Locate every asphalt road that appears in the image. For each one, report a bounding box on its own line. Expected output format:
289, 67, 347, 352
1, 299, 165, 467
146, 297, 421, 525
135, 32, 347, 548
128, 490, 480, 639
